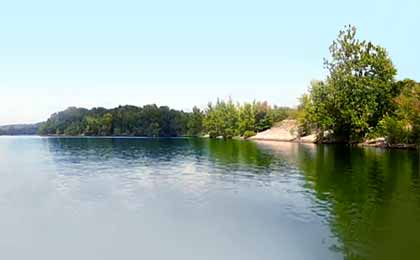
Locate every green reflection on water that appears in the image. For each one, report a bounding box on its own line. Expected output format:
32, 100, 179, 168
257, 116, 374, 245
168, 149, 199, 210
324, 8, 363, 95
200, 139, 420, 259
258, 142, 420, 260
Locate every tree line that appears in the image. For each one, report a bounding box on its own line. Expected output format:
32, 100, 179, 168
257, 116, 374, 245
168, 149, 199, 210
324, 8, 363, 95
37, 102, 294, 138
297, 25, 420, 145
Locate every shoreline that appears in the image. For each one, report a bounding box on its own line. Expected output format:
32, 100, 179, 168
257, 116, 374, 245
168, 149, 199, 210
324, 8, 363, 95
2, 133, 418, 150
247, 120, 418, 150
249, 137, 418, 150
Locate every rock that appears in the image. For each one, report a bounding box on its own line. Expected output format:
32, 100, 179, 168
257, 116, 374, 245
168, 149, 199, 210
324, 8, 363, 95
366, 137, 386, 144
388, 143, 417, 149
359, 137, 387, 148
299, 134, 317, 143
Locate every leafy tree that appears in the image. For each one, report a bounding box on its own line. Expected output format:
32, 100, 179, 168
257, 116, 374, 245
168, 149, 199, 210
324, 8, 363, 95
297, 80, 336, 136
270, 106, 296, 123
187, 106, 204, 136
238, 103, 256, 136
101, 113, 113, 136
202, 99, 288, 139
221, 99, 240, 138
85, 116, 100, 135
254, 101, 273, 132
378, 79, 420, 144
300, 25, 398, 142
203, 99, 239, 139
203, 103, 221, 138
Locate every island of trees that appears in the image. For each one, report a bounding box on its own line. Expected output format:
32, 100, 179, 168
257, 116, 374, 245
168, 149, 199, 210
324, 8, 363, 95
2, 25, 416, 147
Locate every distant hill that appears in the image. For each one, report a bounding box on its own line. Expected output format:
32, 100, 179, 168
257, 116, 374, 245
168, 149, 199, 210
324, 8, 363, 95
0, 123, 42, 135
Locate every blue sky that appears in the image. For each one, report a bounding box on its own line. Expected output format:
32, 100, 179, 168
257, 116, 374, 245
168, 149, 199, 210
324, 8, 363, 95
0, 0, 419, 124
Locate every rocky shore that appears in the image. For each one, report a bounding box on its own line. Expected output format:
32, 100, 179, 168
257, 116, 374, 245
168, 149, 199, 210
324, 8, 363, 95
359, 138, 417, 149
248, 120, 418, 149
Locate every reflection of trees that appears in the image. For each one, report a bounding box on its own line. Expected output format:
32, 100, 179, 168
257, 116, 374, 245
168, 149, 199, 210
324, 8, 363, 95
252, 142, 420, 259
46, 138, 274, 174
294, 145, 420, 260
45, 137, 197, 173
205, 139, 274, 169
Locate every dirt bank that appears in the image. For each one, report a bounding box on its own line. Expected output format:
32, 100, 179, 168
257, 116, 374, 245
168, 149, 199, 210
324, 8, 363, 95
248, 120, 317, 143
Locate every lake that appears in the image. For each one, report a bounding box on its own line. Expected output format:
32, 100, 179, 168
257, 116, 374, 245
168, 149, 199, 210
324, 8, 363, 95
0, 136, 419, 260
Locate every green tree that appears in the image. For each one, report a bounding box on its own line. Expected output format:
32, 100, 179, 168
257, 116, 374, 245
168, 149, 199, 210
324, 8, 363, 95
378, 79, 420, 144
270, 106, 296, 123
187, 106, 204, 136
254, 101, 273, 132
101, 113, 113, 136
203, 103, 221, 138
301, 25, 398, 142
85, 116, 100, 135
238, 103, 255, 135
203, 99, 239, 139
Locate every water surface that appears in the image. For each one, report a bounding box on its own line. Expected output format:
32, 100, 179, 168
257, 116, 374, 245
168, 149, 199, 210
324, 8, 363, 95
0, 136, 419, 260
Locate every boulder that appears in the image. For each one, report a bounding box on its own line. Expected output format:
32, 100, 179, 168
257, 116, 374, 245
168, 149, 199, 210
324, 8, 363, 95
299, 134, 317, 143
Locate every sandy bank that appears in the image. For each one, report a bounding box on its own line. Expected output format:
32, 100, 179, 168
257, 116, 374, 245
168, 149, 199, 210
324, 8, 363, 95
248, 120, 317, 143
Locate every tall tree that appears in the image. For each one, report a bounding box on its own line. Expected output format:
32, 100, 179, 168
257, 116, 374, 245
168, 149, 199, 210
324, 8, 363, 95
301, 25, 398, 142
187, 106, 204, 136
238, 103, 256, 135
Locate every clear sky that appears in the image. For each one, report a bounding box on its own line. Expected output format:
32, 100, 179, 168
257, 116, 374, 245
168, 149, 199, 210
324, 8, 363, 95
0, 0, 419, 125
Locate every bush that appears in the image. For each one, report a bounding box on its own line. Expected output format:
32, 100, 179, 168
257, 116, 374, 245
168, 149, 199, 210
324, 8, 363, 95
243, 130, 256, 139
378, 115, 411, 144
208, 130, 219, 139
223, 128, 235, 139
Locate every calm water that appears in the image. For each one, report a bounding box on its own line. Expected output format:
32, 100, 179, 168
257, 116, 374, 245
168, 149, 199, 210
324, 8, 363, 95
0, 137, 420, 260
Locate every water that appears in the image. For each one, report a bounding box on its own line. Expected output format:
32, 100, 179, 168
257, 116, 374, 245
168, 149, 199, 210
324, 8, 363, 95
0, 136, 419, 260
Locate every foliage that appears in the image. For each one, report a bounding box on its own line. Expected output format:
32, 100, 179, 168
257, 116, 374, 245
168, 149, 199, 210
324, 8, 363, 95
253, 101, 273, 132
187, 106, 204, 136
297, 81, 336, 137
238, 103, 256, 135
299, 25, 399, 142
271, 105, 296, 123
38, 99, 288, 139
203, 99, 239, 139
378, 79, 420, 144
203, 99, 292, 139
377, 115, 410, 144
38, 105, 195, 137
243, 130, 256, 139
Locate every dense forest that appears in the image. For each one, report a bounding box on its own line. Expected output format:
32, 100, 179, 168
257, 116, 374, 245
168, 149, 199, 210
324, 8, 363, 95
297, 25, 420, 145
37, 102, 294, 138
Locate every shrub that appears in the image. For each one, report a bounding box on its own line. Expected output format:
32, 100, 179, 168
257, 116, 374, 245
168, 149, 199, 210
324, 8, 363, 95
378, 115, 411, 144
208, 130, 219, 139
243, 130, 256, 139
223, 128, 235, 139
